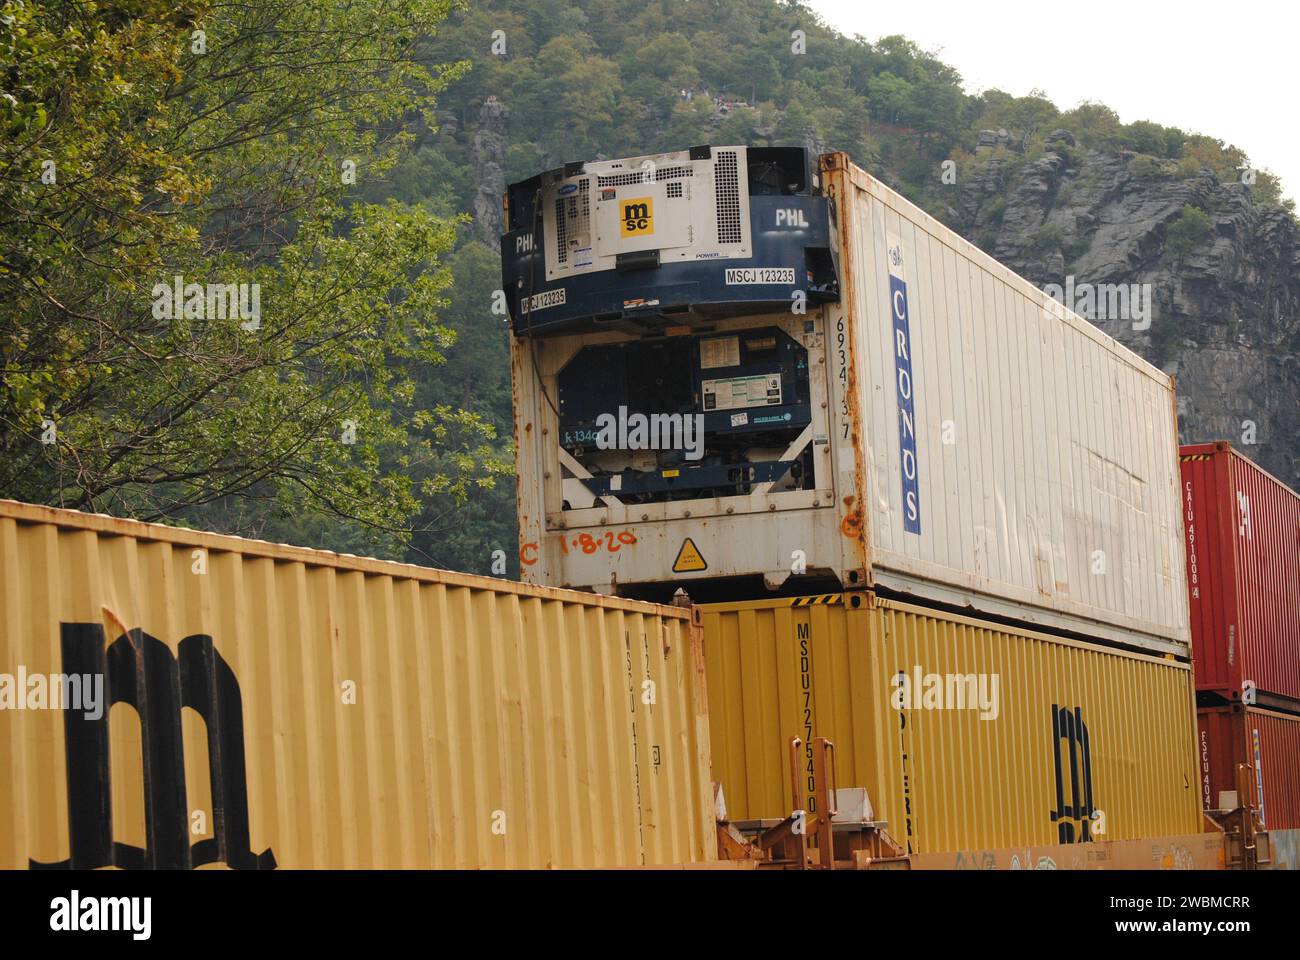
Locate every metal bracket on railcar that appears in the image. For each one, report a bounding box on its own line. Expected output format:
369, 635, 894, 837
714, 736, 908, 869
1204, 762, 1273, 870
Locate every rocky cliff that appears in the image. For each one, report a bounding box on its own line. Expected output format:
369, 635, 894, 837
947, 131, 1299, 489
463, 107, 1297, 488
473, 98, 508, 250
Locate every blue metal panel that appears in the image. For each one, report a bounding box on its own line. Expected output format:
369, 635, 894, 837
503, 194, 839, 335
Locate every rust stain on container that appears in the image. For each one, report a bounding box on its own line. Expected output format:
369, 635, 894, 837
823, 152, 870, 577
702, 594, 1203, 855
0, 500, 714, 869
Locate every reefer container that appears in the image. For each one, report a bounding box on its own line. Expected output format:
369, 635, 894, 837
1180, 442, 1300, 704
507, 147, 1189, 655
702, 594, 1203, 855
1197, 704, 1300, 831
0, 499, 715, 869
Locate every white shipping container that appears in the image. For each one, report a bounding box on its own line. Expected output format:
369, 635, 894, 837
510, 149, 1189, 654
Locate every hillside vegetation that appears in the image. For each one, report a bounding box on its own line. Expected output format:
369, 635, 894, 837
5, 0, 1293, 576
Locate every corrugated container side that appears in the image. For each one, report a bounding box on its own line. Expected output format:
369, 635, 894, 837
1181, 448, 1236, 693
1196, 707, 1239, 812
1197, 704, 1300, 832
703, 595, 1202, 855
1181, 442, 1300, 702
0, 500, 715, 869
835, 157, 1189, 651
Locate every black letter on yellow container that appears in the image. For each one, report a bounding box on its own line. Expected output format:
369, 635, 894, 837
1050, 704, 1095, 844
30, 623, 276, 870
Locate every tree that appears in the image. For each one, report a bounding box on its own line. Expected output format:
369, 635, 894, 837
975, 90, 1060, 149
531, 35, 626, 160
1, 0, 496, 550
1123, 119, 1184, 159
1058, 102, 1124, 148
1166, 204, 1213, 259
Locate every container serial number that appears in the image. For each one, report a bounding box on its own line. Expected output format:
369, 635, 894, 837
724, 268, 795, 285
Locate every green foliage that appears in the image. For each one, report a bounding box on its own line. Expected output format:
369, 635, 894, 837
1122, 119, 1186, 159
422, 2, 944, 202
404, 243, 515, 574
424, 0, 1289, 256
1166, 204, 1214, 259
1064, 234, 1092, 265
974, 89, 1059, 149
0, 0, 492, 553
5, 0, 1289, 576
1128, 155, 1167, 180
1147, 313, 1183, 367
1022, 140, 1048, 164
1057, 102, 1124, 147
1182, 134, 1248, 183
1048, 141, 1078, 168
1248, 170, 1295, 212
1030, 223, 1066, 257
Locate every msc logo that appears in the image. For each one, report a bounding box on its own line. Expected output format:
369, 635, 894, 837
620, 197, 654, 237
1049, 704, 1096, 844
30, 623, 276, 870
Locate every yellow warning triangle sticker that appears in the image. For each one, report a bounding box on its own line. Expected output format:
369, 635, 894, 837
672, 537, 708, 573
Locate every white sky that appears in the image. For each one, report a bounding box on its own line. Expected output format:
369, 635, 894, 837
806, 0, 1298, 201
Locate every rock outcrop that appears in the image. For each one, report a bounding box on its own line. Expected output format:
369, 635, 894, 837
472, 98, 508, 250
951, 135, 1299, 488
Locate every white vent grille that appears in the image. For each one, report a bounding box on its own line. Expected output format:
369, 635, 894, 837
715, 151, 742, 244
545, 147, 750, 276
597, 165, 695, 187
553, 180, 590, 266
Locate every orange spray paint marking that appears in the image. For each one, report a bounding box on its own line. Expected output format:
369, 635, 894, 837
559, 530, 638, 557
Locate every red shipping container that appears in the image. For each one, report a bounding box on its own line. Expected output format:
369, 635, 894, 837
1180, 441, 1300, 702
1198, 704, 1300, 831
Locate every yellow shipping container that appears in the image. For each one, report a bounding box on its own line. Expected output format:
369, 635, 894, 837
0, 500, 715, 869
703, 594, 1202, 855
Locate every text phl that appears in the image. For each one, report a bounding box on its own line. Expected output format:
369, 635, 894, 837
594, 406, 705, 461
